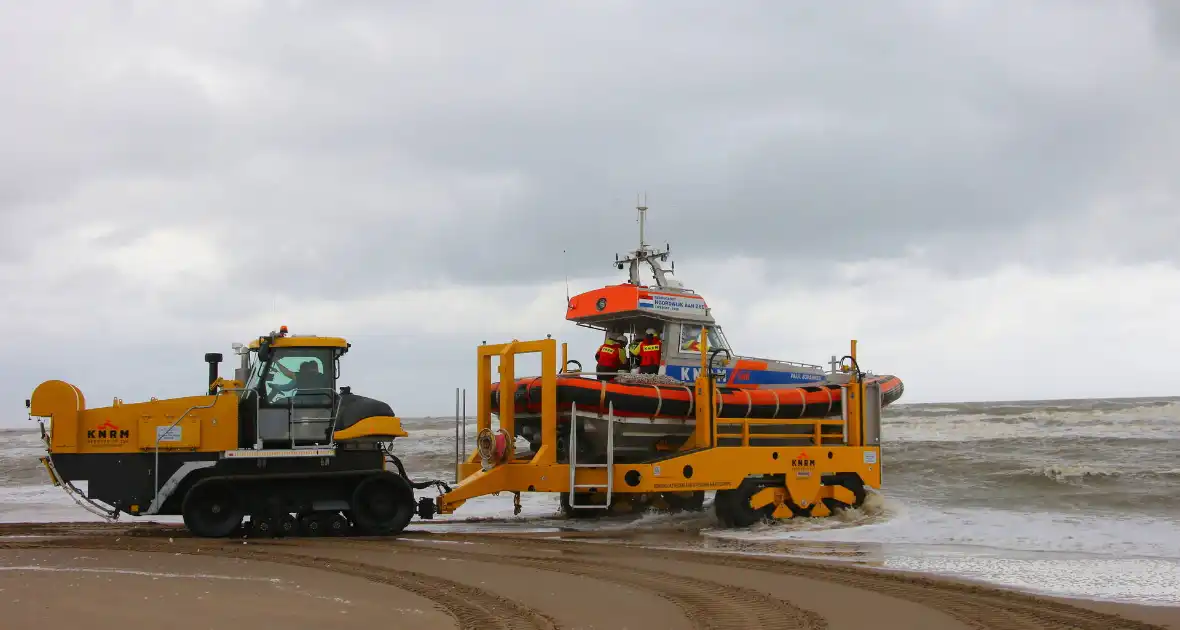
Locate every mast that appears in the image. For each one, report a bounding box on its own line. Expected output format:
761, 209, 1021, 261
638, 194, 647, 251
615, 195, 674, 288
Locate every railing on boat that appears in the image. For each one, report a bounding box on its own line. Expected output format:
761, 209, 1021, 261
726, 354, 824, 371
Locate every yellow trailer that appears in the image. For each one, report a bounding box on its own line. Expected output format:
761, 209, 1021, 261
425, 331, 883, 526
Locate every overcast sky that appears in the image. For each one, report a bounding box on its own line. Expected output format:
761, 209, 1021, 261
3, 1, 1178, 428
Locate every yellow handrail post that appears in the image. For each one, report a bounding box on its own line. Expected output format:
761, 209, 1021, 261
846, 339, 862, 447
470, 344, 492, 466
477, 347, 491, 435
712, 384, 720, 447
537, 338, 558, 465
498, 342, 516, 461
693, 327, 712, 448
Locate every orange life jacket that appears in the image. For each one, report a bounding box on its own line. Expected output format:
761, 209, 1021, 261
639, 340, 662, 367
595, 341, 623, 369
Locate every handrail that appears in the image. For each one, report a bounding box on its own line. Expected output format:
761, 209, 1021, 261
274, 385, 336, 408
712, 415, 845, 448
281, 386, 338, 448
714, 417, 843, 426
512, 365, 827, 381
502, 370, 688, 380
723, 353, 824, 370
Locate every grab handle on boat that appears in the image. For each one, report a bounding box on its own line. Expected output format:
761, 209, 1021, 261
839, 354, 863, 379
564, 359, 583, 373
705, 348, 731, 447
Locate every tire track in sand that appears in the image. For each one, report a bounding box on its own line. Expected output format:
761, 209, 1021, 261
3, 526, 1166, 630
660, 550, 1166, 630
468, 535, 1168, 630
323, 538, 825, 630
0, 538, 557, 630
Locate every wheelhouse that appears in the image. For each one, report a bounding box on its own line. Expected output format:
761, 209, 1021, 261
564, 203, 825, 387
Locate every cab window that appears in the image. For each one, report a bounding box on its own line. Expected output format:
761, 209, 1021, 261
678, 324, 729, 354
263, 348, 335, 407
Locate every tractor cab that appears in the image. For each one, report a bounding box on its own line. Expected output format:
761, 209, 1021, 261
227, 326, 390, 449
247, 329, 343, 407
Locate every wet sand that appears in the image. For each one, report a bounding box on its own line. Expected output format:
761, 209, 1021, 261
0, 522, 1177, 630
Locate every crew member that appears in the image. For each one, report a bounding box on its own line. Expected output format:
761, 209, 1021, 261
277, 360, 329, 390
594, 332, 626, 381
270, 360, 332, 403
627, 333, 642, 370
638, 328, 662, 374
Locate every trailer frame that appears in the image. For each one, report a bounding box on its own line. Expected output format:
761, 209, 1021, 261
433, 332, 882, 524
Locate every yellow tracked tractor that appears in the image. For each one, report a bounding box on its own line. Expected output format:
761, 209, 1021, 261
27, 326, 446, 538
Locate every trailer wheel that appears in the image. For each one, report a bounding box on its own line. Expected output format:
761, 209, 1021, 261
350, 472, 415, 536
821, 473, 867, 514
559, 492, 606, 519
714, 478, 774, 528
182, 480, 244, 538
660, 491, 706, 512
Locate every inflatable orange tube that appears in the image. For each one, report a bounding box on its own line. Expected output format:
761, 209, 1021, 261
489, 374, 903, 420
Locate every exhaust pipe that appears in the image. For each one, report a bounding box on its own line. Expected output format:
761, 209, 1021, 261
204, 352, 223, 395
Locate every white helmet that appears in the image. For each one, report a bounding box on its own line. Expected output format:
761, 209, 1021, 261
645, 327, 656, 335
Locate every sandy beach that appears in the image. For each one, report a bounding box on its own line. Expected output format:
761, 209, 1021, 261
0, 522, 1176, 630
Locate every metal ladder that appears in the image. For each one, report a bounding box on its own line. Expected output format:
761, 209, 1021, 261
567, 400, 615, 509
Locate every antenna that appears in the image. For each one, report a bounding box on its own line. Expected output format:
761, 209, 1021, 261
563, 248, 570, 304
637, 192, 648, 251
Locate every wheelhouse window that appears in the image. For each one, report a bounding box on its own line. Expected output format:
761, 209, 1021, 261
678, 324, 730, 354
262, 347, 336, 407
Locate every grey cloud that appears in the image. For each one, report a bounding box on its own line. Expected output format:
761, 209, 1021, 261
1150, 0, 1180, 51
2, 0, 1179, 422
3, 1, 1175, 294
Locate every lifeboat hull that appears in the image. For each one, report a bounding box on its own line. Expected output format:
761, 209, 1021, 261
488, 374, 904, 462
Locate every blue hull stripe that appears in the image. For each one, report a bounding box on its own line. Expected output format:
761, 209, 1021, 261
664, 364, 825, 387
